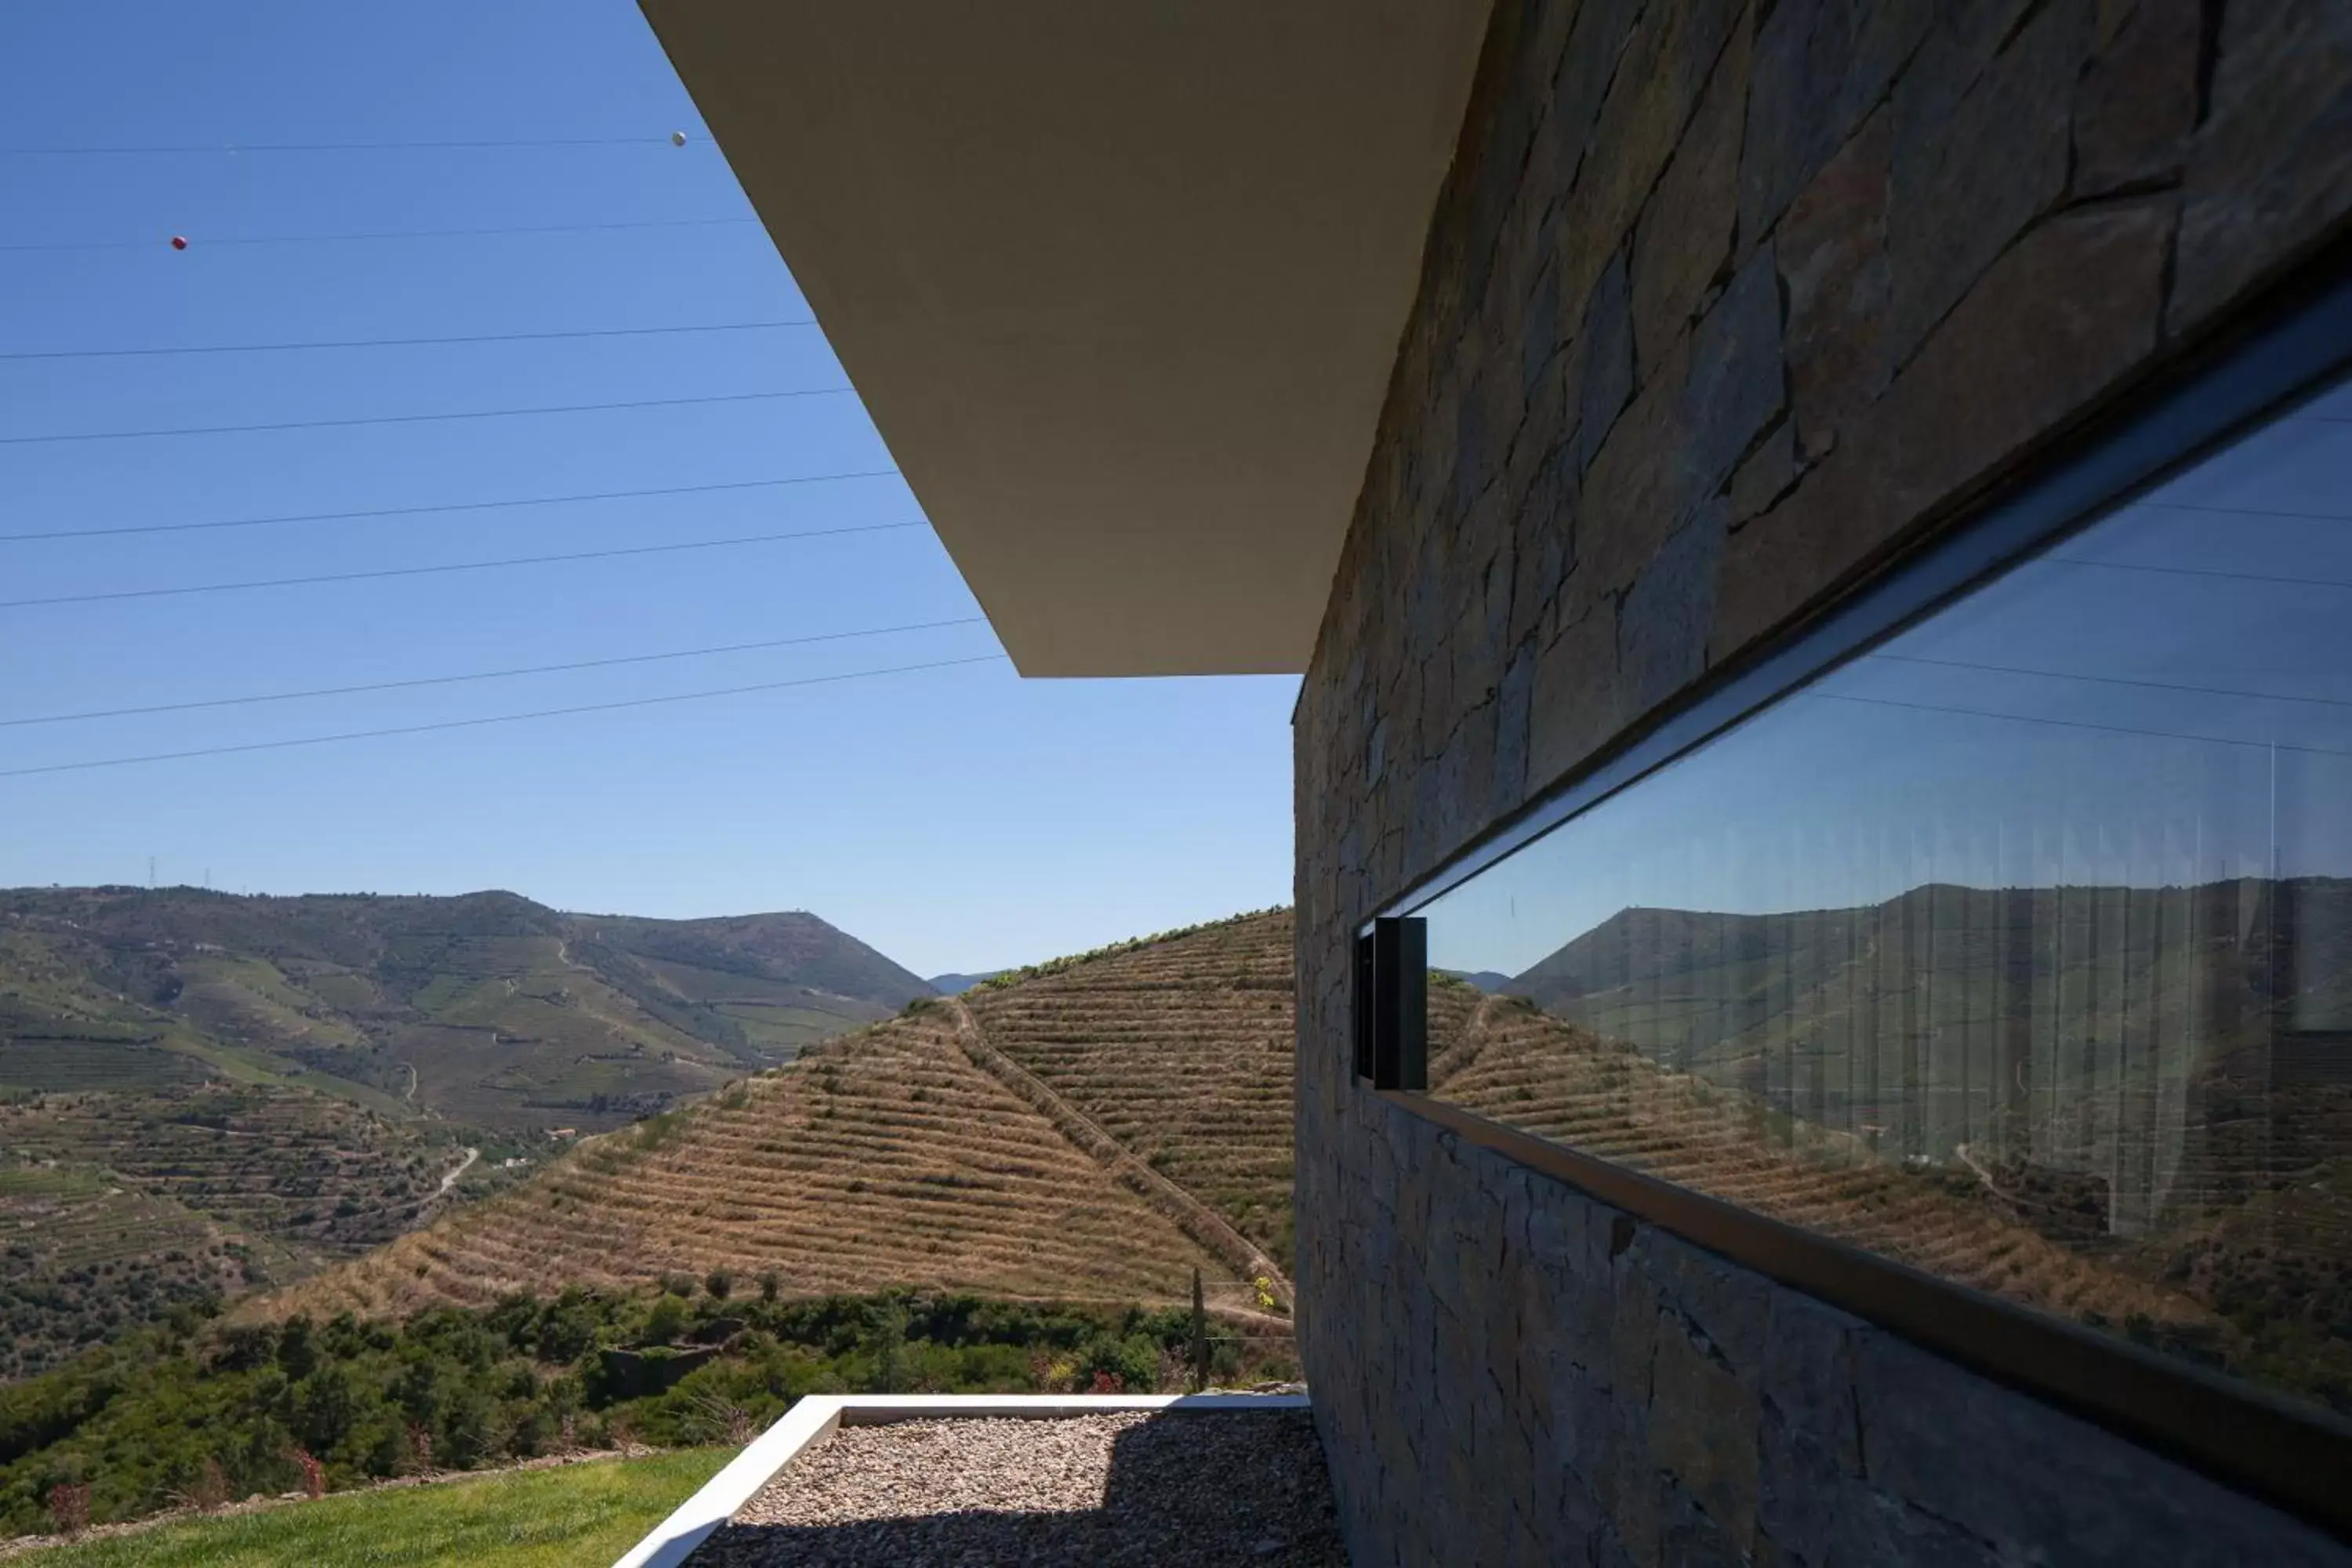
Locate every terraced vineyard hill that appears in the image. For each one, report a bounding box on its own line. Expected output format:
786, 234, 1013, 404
0, 1164, 251, 1381
962, 910, 1296, 1269
267, 910, 1300, 1322
0, 1082, 485, 1380
1428, 979, 2352, 1414
0, 886, 925, 1378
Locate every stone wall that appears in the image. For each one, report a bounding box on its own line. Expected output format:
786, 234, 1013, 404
1292, 1, 2352, 1563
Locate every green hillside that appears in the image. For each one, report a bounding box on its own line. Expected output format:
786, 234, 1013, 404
1, 888, 924, 1133
0, 888, 925, 1381
5, 1446, 731, 1568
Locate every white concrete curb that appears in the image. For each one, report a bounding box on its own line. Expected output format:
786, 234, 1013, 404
611, 1392, 1312, 1568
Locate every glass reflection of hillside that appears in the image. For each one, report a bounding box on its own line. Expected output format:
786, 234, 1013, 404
1428, 877, 2352, 1417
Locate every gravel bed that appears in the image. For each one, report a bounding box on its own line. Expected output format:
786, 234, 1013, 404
684, 1410, 1347, 1566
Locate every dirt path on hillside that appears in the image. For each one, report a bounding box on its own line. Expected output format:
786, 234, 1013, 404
435, 1146, 479, 1196
1428, 992, 1505, 1088
942, 996, 1295, 1311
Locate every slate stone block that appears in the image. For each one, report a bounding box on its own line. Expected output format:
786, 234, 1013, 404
1646, 1319, 1762, 1543
1740, 0, 1930, 242
1711, 198, 2169, 662
1493, 639, 1536, 815
2071, 0, 2201, 197
1578, 249, 1637, 471
1777, 107, 1892, 461
1618, 509, 1723, 717
1678, 245, 1784, 502
2172, 0, 2352, 330
1888, 0, 2089, 362
1755, 1292, 1862, 1563
1631, 18, 1751, 376
1854, 1328, 2349, 1566
1528, 604, 1624, 793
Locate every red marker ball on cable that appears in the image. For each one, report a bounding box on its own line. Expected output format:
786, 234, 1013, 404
170, 235, 188, 250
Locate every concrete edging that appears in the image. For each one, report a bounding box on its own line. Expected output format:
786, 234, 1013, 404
612, 1392, 1313, 1568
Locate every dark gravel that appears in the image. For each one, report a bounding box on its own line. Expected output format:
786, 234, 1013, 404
684, 1409, 1348, 1566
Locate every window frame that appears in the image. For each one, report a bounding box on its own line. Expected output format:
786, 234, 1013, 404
1353, 262, 2352, 1541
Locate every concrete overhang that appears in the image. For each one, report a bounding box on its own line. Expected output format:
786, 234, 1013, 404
640, 2, 1492, 676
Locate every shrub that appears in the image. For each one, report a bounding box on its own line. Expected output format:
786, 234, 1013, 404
1074, 1332, 1158, 1395
643, 1295, 690, 1346
703, 1270, 733, 1301
46, 1482, 91, 1537
172, 1455, 230, 1513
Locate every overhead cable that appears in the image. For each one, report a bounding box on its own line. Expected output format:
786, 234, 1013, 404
0, 617, 993, 728
1809, 691, 2352, 762
0, 319, 817, 361
0, 387, 855, 446
0, 216, 759, 254
0, 656, 1010, 780
0, 471, 901, 544
2, 135, 702, 154
1864, 652, 2352, 711
2046, 556, 2352, 592
0, 521, 929, 611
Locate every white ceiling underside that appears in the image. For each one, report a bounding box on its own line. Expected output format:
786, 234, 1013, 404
641, 1, 1493, 676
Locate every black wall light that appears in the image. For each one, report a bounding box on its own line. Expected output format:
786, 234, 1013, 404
1354, 916, 1425, 1091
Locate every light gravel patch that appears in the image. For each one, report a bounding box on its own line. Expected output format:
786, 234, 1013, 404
685, 1410, 1345, 1566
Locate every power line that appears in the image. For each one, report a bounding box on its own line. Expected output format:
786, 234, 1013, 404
0, 655, 1009, 781
0, 387, 855, 446
1864, 652, 2352, 711
2047, 556, 2352, 591
0, 319, 817, 361
0, 470, 902, 545
2140, 502, 2352, 524
0, 520, 928, 611
0, 215, 760, 255
2, 135, 704, 154
1809, 690, 2352, 762
0, 616, 993, 728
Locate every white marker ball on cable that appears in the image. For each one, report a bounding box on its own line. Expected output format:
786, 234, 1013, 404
671, 130, 688, 147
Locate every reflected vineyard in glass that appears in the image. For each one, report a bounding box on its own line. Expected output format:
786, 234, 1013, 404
1414, 376, 2352, 1417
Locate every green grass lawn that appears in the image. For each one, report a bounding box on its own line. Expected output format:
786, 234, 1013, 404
9, 1449, 731, 1568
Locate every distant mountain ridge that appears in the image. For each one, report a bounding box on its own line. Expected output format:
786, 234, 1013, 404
927, 970, 1007, 994
0, 886, 926, 1133
0, 886, 927, 1377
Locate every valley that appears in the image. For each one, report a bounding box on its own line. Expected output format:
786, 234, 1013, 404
0, 901, 1304, 1542
0, 888, 929, 1379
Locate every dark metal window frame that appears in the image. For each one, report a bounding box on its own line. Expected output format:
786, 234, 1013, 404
1352, 260, 2352, 1541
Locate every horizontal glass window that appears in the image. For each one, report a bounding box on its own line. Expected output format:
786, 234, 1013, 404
1415, 372, 2352, 1418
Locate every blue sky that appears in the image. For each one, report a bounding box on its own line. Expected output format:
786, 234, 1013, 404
0, 2, 1298, 978
1422, 384, 2352, 976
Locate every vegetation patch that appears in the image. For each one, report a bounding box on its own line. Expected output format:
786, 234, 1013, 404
0, 1287, 1290, 1541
